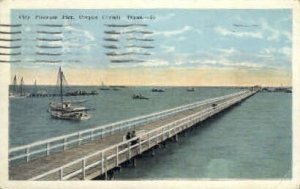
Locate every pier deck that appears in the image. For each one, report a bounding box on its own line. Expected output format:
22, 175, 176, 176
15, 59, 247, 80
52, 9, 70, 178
9, 90, 258, 180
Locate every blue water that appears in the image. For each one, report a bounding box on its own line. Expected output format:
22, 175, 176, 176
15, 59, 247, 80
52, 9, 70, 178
9, 86, 238, 147
113, 92, 292, 179
9, 87, 291, 179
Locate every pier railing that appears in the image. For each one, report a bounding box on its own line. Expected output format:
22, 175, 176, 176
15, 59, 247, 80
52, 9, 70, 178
29, 90, 255, 180
9, 90, 250, 163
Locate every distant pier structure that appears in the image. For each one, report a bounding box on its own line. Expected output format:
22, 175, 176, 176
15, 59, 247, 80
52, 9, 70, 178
9, 89, 258, 180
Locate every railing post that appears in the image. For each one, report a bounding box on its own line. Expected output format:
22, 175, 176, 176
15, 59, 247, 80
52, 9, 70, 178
116, 146, 119, 166
78, 133, 81, 145
101, 151, 104, 174
26, 147, 30, 162
82, 159, 86, 179
104, 156, 108, 180
63, 138, 66, 151
148, 133, 151, 149
128, 141, 131, 159
60, 168, 64, 180
111, 126, 114, 134
139, 138, 142, 154
47, 143, 50, 156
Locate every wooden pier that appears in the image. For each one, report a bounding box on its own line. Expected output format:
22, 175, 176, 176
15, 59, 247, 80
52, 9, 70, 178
9, 89, 258, 180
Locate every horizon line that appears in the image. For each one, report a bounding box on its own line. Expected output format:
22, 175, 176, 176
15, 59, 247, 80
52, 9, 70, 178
9, 84, 292, 88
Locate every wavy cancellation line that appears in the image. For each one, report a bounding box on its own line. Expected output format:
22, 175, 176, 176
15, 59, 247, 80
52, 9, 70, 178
103, 38, 119, 42
103, 45, 119, 49
106, 52, 151, 56
36, 45, 63, 49
104, 31, 121, 35
35, 60, 62, 63
104, 30, 153, 35
105, 24, 148, 27
0, 60, 21, 63
36, 38, 63, 42
0, 31, 22, 34
0, 38, 22, 42
36, 31, 63, 35
38, 24, 64, 27
126, 45, 154, 49
110, 59, 146, 63
126, 37, 154, 41
0, 24, 22, 27
0, 52, 21, 56
36, 52, 62, 56
124, 30, 153, 34
0, 46, 21, 49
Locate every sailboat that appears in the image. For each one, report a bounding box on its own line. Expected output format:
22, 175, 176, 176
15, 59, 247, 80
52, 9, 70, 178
34, 80, 37, 96
9, 75, 18, 97
99, 81, 110, 90
9, 75, 29, 98
48, 67, 91, 121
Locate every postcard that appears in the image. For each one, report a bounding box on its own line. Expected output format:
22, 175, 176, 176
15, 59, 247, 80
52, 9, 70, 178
0, 0, 299, 189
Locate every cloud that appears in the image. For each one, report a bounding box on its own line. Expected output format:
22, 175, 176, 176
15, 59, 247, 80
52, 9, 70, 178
161, 45, 175, 53
215, 47, 238, 56
221, 60, 263, 69
141, 59, 170, 67
64, 25, 95, 41
187, 55, 264, 69
155, 26, 193, 37
260, 19, 291, 42
214, 26, 263, 39
260, 46, 291, 58
108, 59, 170, 68
62, 25, 97, 53
154, 13, 176, 22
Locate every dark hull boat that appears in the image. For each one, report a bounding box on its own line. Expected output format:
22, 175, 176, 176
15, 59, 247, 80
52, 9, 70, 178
151, 88, 165, 92
132, 93, 149, 100
187, 87, 195, 92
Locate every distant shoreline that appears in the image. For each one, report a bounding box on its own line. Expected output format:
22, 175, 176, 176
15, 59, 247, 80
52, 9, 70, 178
7, 84, 292, 88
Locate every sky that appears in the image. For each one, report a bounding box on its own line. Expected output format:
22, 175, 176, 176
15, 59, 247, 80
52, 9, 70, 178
8, 9, 292, 86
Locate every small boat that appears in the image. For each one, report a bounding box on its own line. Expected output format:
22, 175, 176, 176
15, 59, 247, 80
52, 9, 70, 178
65, 90, 99, 96
91, 90, 99, 95
49, 67, 91, 121
48, 102, 89, 112
187, 87, 195, 92
151, 88, 165, 92
9, 75, 30, 98
111, 87, 121, 91
99, 81, 110, 90
51, 111, 90, 121
132, 93, 149, 100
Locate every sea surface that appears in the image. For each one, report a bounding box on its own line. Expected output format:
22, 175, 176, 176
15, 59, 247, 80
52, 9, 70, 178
9, 86, 292, 179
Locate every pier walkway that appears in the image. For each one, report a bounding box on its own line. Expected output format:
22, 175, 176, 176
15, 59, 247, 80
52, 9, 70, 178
9, 89, 258, 180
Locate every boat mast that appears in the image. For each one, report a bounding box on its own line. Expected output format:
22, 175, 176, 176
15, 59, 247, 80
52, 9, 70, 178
20, 77, 24, 96
13, 75, 17, 93
34, 80, 37, 95
59, 67, 63, 104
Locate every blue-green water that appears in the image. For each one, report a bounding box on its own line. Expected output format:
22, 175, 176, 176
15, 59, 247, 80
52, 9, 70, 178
9, 87, 291, 179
